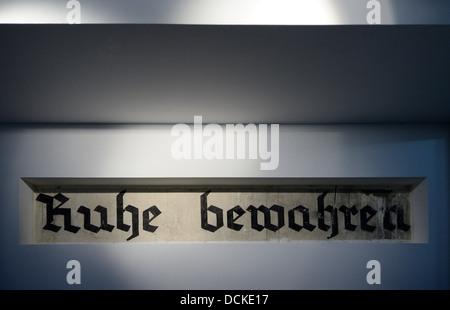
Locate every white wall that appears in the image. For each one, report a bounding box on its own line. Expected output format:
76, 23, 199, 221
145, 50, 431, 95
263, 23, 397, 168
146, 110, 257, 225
0, 124, 448, 289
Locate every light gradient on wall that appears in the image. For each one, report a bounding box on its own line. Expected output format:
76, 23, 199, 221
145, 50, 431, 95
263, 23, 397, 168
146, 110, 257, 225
0, 124, 448, 289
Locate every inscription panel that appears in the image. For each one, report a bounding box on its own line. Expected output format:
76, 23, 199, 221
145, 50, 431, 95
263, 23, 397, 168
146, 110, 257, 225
32, 186, 412, 243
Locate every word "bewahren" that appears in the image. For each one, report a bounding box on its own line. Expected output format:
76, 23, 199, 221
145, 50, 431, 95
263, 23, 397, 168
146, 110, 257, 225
200, 191, 410, 239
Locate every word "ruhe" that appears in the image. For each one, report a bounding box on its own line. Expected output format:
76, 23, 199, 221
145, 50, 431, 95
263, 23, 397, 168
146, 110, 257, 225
37, 190, 160, 241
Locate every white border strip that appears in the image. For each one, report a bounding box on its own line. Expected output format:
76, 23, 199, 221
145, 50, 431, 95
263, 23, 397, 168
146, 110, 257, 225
1, 0, 449, 25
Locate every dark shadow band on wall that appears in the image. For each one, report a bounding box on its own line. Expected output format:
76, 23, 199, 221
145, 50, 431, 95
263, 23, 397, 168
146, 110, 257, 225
22, 177, 424, 193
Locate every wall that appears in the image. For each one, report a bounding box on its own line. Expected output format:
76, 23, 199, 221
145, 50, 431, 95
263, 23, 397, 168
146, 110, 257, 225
0, 124, 448, 289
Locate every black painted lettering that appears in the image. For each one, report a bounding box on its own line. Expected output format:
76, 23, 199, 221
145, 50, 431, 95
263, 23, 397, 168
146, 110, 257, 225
116, 190, 139, 241
227, 205, 246, 231
77, 206, 100, 233
35, 187, 412, 242
200, 191, 224, 232
360, 205, 377, 232
246, 205, 264, 231
383, 205, 411, 232
317, 191, 338, 239
143, 205, 161, 233
37, 193, 80, 233
94, 205, 114, 232
339, 205, 358, 231
288, 205, 316, 232
265, 205, 285, 232
246, 205, 285, 232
